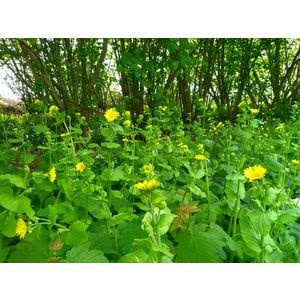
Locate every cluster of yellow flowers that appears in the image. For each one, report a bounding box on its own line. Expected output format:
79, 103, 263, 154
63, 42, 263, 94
48, 167, 56, 183
141, 163, 155, 175
123, 120, 132, 127
16, 218, 27, 239
291, 159, 299, 165
243, 165, 266, 181
104, 108, 120, 122
194, 154, 207, 161
49, 105, 59, 115
250, 108, 259, 114
177, 142, 189, 151
134, 179, 160, 191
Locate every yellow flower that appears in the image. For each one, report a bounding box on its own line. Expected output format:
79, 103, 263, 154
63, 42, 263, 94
75, 162, 86, 173
49, 105, 59, 115
123, 120, 132, 127
16, 218, 27, 240
275, 125, 285, 131
146, 124, 153, 130
291, 159, 299, 165
134, 179, 160, 191
49, 166, 56, 183
243, 165, 266, 181
122, 138, 129, 143
141, 163, 155, 175
104, 108, 120, 122
250, 108, 259, 114
177, 142, 189, 151
195, 154, 207, 161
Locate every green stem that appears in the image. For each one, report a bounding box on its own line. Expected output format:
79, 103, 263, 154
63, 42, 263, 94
205, 161, 211, 217
63, 121, 76, 158
259, 236, 265, 263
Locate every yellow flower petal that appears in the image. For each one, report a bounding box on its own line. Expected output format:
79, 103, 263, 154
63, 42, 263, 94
104, 108, 120, 122
243, 165, 266, 181
16, 218, 27, 240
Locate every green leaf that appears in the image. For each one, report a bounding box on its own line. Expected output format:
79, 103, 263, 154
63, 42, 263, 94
264, 155, 283, 172
7, 226, 50, 262
225, 179, 245, 209
111, 212, 137, 226
109, 166, 125, 181
62, 220, 89, 246
189, 184, 206, 198
20, 153, 36, 165
0, 211, 17, 237
32, 125, 49, 134
239, 208, 261, 254
193, 169, 205, 179
119, 249, 149, 263
0, 174, 27, 189
111, 190, 123, 198
157, 213, 176, 236
65, 242, 108, 263
101, 142, 120, 149
0, 236, 9, 262
175, 230, 222, 262
248, 210, 276, 237
264, 187, 280, 205
37, 205, 57, 225
0, 192, 35, 217
277, 208, 300, 225
118, 220, 147, 255
58, 178, 74, 200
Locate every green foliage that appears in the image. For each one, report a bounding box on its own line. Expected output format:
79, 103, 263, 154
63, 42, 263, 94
0, 48, 300, 262
64, 242, 108, 263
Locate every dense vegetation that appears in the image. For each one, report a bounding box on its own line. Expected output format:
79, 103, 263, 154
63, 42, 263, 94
0, 38, 300, 262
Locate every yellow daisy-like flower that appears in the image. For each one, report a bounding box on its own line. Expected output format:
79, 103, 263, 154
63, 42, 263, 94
75, 162, 86, 173
134, 179, 160, 191
250, 108, 259, 114
49, 105, 59, 115
16, 218, 27, 240
195, 154, 207, 161
104, 108, 120, 122
123, 120, 132, 127
291, 159, 299, 165
49, 166, 56, 183
243, 165, 266, 181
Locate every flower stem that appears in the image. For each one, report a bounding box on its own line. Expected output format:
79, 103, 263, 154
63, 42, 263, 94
205, 161, 211, 218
